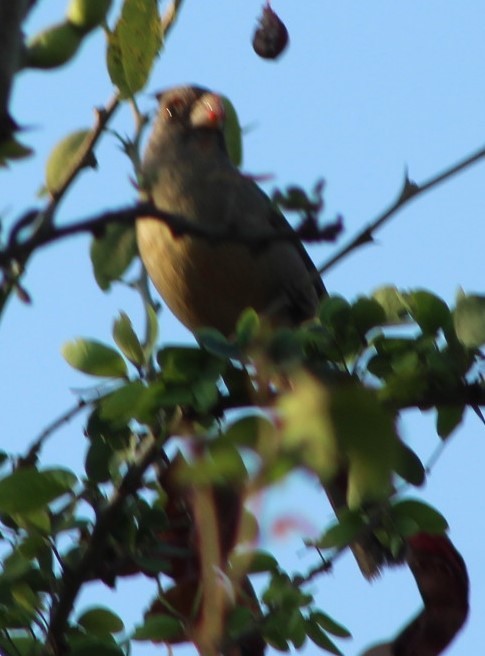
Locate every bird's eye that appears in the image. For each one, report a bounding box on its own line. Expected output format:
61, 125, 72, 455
164, 96, 185, 119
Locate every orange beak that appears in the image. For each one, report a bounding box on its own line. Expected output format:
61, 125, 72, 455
190, 92, 225, 130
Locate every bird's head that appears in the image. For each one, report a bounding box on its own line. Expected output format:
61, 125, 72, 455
154, 85, 225, 134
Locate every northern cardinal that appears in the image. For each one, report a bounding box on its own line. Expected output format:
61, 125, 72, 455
136, 85, 324, 337
361, 533, 469, 656
136, 85, 384, 579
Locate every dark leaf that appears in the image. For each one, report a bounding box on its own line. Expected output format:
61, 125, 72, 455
90, 223, 137, 290
0, 468, 76, 514
436, 405, 465, 439
77, 607, 124, 635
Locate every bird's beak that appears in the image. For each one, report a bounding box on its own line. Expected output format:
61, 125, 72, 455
190, 92, 225, 130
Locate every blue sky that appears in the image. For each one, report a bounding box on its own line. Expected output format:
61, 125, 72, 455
3, 1, 485, 654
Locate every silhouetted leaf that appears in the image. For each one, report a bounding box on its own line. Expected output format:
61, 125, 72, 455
77, 607, 124, 635
436, 405, 465, 439
132, 615, 183, 641
90, 223, 137, 290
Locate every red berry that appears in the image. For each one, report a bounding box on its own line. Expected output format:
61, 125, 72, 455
252, 3, 289, 60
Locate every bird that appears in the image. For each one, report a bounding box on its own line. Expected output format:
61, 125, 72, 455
136, 84, 381, 579
136, 84, 325, 337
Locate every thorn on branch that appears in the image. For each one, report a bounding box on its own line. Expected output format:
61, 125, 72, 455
399, 174, 420, 202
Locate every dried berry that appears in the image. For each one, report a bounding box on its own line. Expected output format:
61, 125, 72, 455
252, 2, 289, 60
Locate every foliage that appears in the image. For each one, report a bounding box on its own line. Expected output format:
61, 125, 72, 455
0, 1, 484, 656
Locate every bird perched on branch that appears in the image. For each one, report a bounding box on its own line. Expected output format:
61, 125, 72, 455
136, 85, 325, 337
136, 84, 383, 579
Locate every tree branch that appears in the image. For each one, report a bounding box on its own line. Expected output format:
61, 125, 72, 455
44, 95, 120, 221
19, 400, 89, 466
318, 142, 485, 276
161, 0, 185, 38
0, 0, 32, 141
1, 202, 340, 268
0, 95, 120, 314
47, 430, 164, 654
383, 381, 485, 411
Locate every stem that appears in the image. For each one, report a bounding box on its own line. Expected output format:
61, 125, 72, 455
318, 142, 485, 276
47, 432, 162, 653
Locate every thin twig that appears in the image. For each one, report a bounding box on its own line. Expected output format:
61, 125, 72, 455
20, 399, 88, 465
44, 94, 120, 223
47, 429, 163, 654
318, 142, 485, 276
0, 95, 120, 315
161, 0, 185, 38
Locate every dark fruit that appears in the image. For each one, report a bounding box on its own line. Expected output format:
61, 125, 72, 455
252, 2, 289, 60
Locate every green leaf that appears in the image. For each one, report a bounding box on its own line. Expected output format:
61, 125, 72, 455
106, 0, 162, 98
85, 439, 115, 483
62, 339, 128, 378
1, 551, 32, 582
90, 223, 137, 290
236, 308, 260, 347
0, 137, 33, 166
391, 499, 448, 535
67, 0, 113, 33
304, 618, 343, 655
350, 297, 386, 336
394, 441, 425, 486
68, 637, 124, 656
158, 346, 225, 384
454, 293, 485, 347
318, 295, 360, 355
315, 512, 365, 550
279, 373, 341, 481
222, 96, 243, 166
13, 508, 51, 533
113, 312, 145, 366
0, 635, 44, 656
191, 379, 219, 413
77, 607, 124, 635
406, 290, 451, 335
226, 606, 254, 638
282, 376, 397, 507
224, 415, 277, 451
196, 327, 241, 359
264, 572, 313, 609
310, 611, 351, 639
144, 304, 159, 359
99, 380, 153, 423
25, 21, 84, 70
45, 129, 96, 196
267, 329, 303, 364
132, 615, 183, 641
436, 405, 465, 439
11, 582, 40, 613
318, 296, 351, 332
176, 443, 248, 486
231, 550, 278, 574
288, 610, 307, 648
372, 286, 408, 322
0, 468, 76, 514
